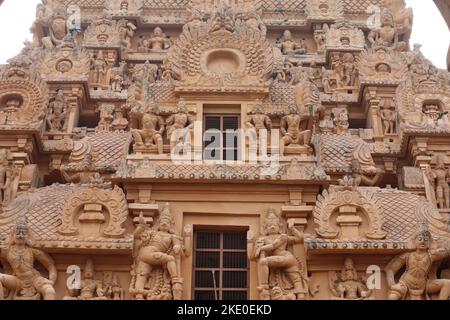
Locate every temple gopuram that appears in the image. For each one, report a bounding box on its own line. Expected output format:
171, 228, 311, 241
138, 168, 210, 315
0, 0, 450, 300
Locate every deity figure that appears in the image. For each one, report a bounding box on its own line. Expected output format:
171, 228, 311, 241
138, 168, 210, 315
119, 20, 136, 50
131, 102, 165, 154
386, 224, 450, 300
91, 50, 107, 85
0, 218, 57, 300
384, 0, 413, 38
246, 100, 271, 133
315, 106, 335, 134
148, 27, 171, 52
183, 5, 205, 33
2, 165, 20, 206
112, 111, 129, 131
248, 209, 308, 300
97, 104, 115, 131
166, 100, 195, 153
368, 8, 407, 51
314, 25, 327, 52
333, 108, 349, 134
329, 258, 372, 300
379, 101, 397, 135
335, 53, 358, 87
280, 105, 312, 155
47, 88, 69, 132
130, 204, 192, 300
110, 61, 128, 92
64, 259, 106, 300
279, 30, 307, 55
42, 4, 67, 49
103, 273, 124, 300
425, 156, 450, 209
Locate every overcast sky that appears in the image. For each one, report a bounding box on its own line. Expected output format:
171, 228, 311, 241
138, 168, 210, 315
0, 0, 449, 68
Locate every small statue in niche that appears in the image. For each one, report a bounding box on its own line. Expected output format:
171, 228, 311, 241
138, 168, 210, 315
112, 110, 129, 131
279, 104, 312, 155
422, 104, 450, 129
314, 25, 328, 52
97, 104, 115, 131
110, 61, 128, 92
279, 30, 307, 55
148, 27, 171, 52
103, 273, 124, 300
425, 156, 450, 210
335, 53, 358, 88
379, 100, 397, 135
246, 100, 272, 141
131, 102, 165, 154
64, 259, 107, 300
130, 204, 192, 300
119, 20, 136, 50
329, 258, 372, 300
385, 224, 450, 300
315, 106, 335, 134
47, 88, 69, 132
0, 217, 57, 300
248, 208, 309, 300
333, 108, 349, 134
90, 50, 108, 86
166, 100, 195, 153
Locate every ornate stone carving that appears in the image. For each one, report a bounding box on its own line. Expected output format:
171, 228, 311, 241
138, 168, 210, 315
329, 258, 373, 300
105, 0, 144, 15
166, 100, 195, 152
248, 209, 310, 300
46, 88, 69, 132
39, 44, 91, 82
0, 217, 57, 300
129, 204, 192, 300
280, 104, 313, 155
278, 30, 307, 55
130, 101, 165, 154
357, 47, 408, 84
385, 224, 450, 300
368, 8, 407, 52
83, 17, 123, 48
424, 156, 450, 209
58, 184, 129, 238
163, 4, 274, 93
325, 22, 365, 51
314, 185, 387, 240
306, 0, 344, 21
64, 259, 107, 300
138, 27, 171, 53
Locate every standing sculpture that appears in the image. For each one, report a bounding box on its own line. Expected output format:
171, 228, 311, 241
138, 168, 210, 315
130, 204, 192, 300
248, 208, 309, 300
0, 217, 57, 300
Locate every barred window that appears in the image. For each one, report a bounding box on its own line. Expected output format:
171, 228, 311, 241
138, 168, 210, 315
193, 230, 248, 300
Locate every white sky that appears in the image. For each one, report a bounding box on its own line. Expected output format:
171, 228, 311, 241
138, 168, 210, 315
0, 0, 449, 68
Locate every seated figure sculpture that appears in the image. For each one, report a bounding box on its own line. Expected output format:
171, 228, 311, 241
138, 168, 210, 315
368, 8, 407, 51
0, 217, 57, 300
279, 30, 307, 55
64, 259, 106, 300
248, 208, 308, 300
131, 102, 165, 154
280, 104, 312, 155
